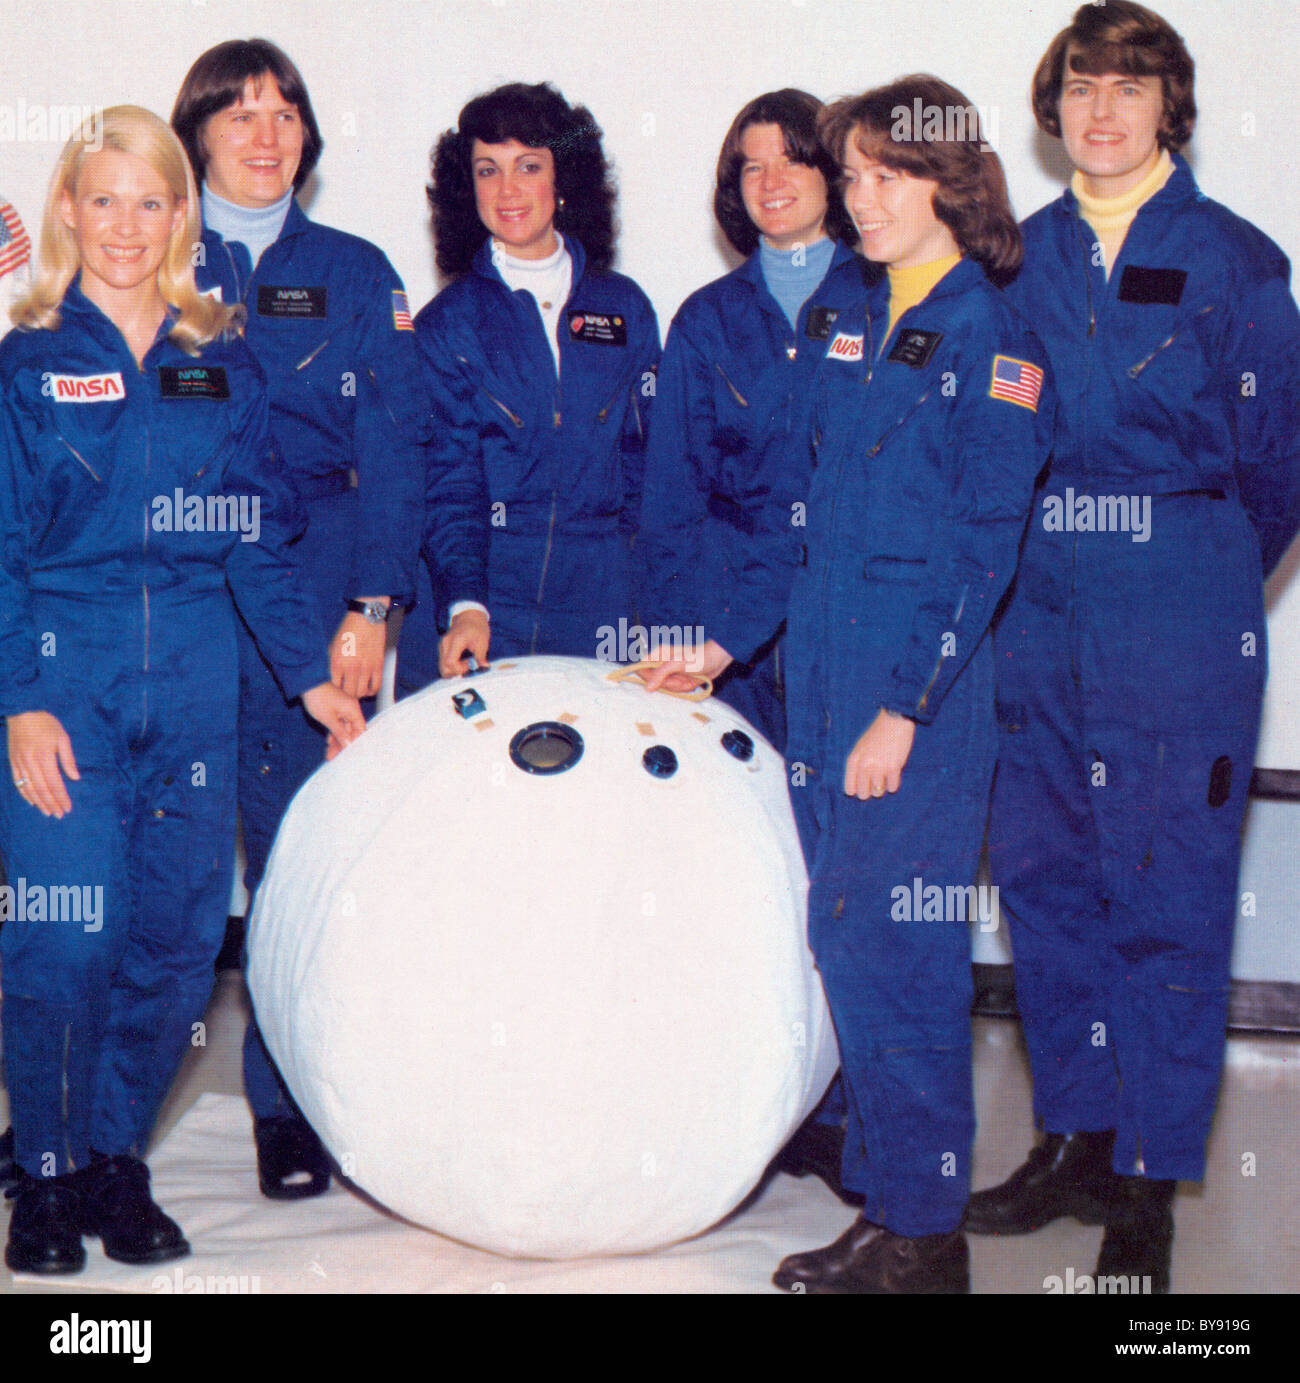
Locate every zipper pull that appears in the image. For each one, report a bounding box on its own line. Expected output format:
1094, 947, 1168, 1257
786, 345, 797, 360
553, 410, 561, 428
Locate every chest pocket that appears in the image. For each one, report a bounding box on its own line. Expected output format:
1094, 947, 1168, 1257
1121, 301, 1216, 395
151, 389, 234, 494
462, 355, 529, 434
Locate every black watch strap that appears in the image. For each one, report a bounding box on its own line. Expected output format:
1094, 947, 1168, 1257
345, 598, 390, 623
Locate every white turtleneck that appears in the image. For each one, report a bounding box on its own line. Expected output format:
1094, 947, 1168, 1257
492, 233, 572, 374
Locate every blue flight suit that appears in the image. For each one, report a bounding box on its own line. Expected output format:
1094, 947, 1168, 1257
788, 258, 1052, 1234
988, 155, 1300, 1181
396, 236, 659, 691
195, 201, 426, 1117
638, 241, 873, 751
0, 280, 329, 1174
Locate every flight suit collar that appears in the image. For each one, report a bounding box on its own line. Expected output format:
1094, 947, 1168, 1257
59, 273, 180, 357
1055, 150, 1197, 231
472, 231, 587, 297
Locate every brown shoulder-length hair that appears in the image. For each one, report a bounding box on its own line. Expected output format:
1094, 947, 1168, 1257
819, 75, 1021, 283
1031, 1, 1196, 151
171, 38, 323, 190
713, 89, 856, 256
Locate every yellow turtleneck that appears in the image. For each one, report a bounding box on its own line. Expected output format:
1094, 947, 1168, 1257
1072, 148, 1175, 279
884, 253, 963, 353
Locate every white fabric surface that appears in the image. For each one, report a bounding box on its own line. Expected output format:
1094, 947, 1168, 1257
249, 657, 837, 1257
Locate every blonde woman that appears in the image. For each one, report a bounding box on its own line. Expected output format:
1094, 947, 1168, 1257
0, 105, 362, 1274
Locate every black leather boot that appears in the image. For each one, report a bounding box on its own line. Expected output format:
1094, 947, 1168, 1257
769, 1116, 863, 1206
255, 1114, 332, 1200
4, 1171, 86, 1274
0, 1127, 17, 1194
1096, 1175, 1175, 1294
773, 1214, 969, 1294
74, 1154, 190, 1265
964, 1129, 1117, 1234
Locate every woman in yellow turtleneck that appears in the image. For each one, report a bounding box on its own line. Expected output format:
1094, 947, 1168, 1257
770, 76, 1052, 1295
973, 1, 1300, 1296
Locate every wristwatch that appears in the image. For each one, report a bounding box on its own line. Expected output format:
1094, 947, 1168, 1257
345, 599, 390, 625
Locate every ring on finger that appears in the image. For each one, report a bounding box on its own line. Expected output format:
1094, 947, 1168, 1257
14, 777, 27, 788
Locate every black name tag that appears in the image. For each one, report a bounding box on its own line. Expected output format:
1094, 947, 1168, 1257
568, 310, 626, 346
157, 366, 230, 400
887, 328, 943, 369
257, 286, 328, 319
805, 306, 839, 341
1118, 266, 1187, 306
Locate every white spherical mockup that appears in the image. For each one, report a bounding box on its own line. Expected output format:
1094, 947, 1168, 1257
248, 656, 836, 1258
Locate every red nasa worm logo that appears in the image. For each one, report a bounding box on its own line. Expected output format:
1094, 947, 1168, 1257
570, 315, 585, 335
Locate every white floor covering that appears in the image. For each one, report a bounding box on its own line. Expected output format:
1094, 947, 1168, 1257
4, 976, 1295, 1295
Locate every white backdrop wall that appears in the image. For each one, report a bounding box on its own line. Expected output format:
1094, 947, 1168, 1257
3, 0, 1297, 761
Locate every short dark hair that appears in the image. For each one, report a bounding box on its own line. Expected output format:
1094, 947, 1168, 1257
428, 83, 617, 278
1032, 1, 1196, 151
713, 89, 856, 256
171, 39, 323, 190
819, 75, 1022, 283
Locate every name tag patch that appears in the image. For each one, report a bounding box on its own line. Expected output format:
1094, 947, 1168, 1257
257, 286, 328, 319
47, 371, 124, 402
158, 366, 230, 400
826, 332, 863, 362
887, 329, 944, 369
1118, 266, 1187, 306
568, 311, 626, 346
805, 306, 839, 341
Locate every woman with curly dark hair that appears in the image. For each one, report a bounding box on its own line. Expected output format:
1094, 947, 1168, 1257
397, 83, 660, 687
637, 89, 869, 755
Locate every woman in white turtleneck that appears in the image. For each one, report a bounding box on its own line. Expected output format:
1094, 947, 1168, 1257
394, 82, 660, 693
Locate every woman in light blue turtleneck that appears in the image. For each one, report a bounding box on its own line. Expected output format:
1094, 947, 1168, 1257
636, 90, 875, 1204
636, 90, 873, 755
172, 39, 427, 1203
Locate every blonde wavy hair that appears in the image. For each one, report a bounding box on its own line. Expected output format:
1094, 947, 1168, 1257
12, 104, 240, 353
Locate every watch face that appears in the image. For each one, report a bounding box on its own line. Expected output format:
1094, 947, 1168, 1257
350, 601, 387, 624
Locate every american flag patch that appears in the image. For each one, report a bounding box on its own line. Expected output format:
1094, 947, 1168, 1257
391, 289, 413, 331
989, 355, 1043, 411
0, 200, 32, 280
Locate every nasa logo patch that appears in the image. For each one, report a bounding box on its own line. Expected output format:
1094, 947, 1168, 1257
47, 371, 124, 403
826, 332, 864, 362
